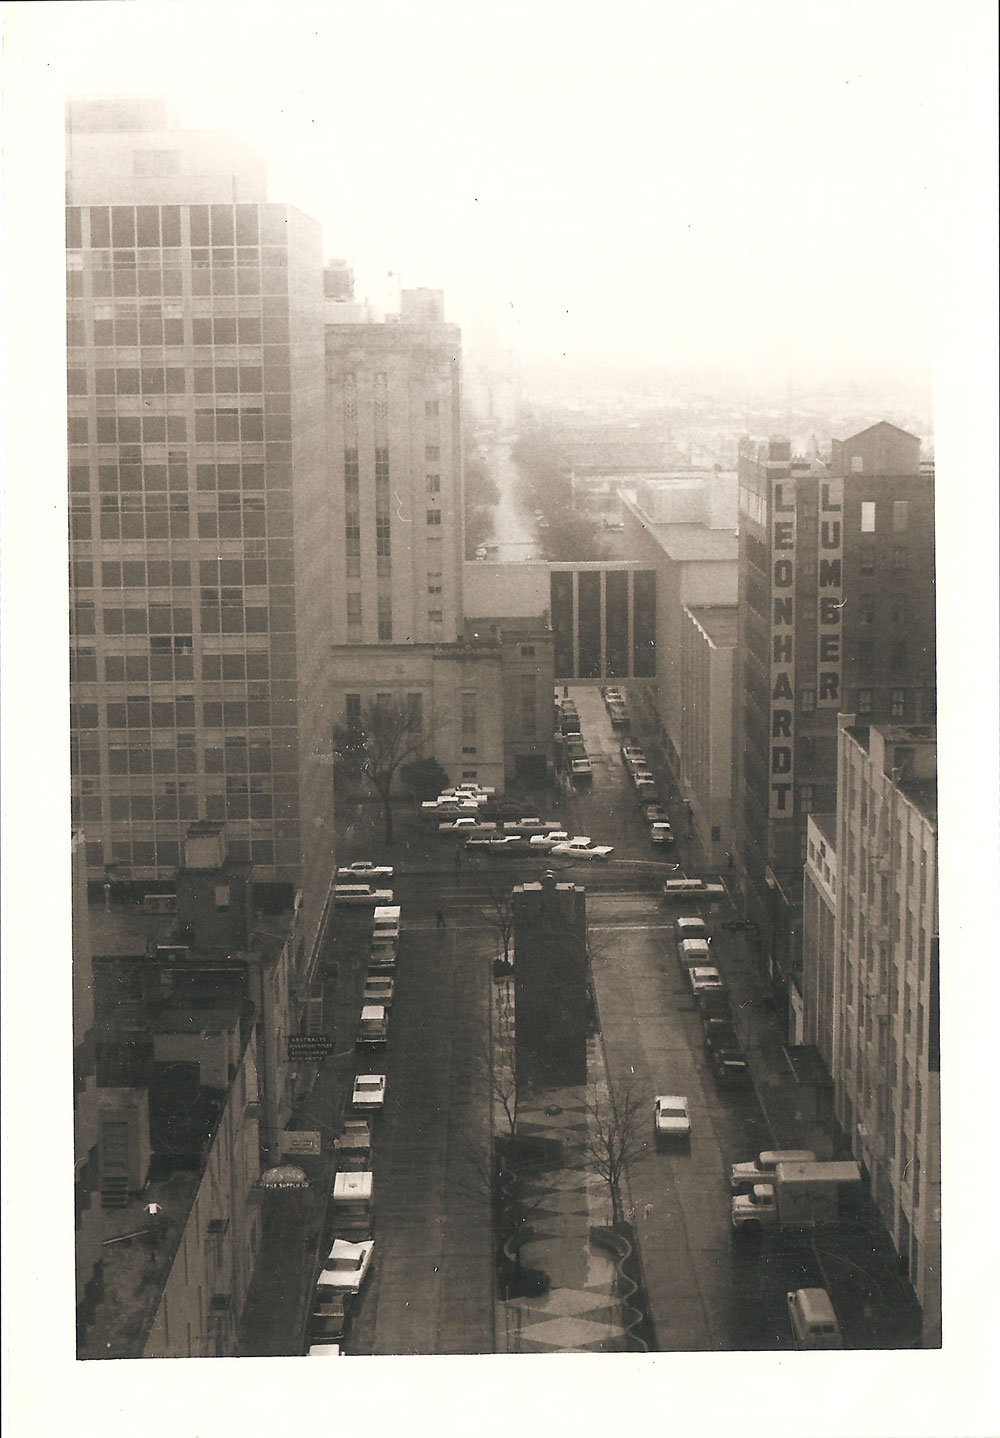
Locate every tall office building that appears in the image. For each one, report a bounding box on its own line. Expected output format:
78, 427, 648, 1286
734, 422, 935, 1024
66, 97, 336, 969
325, 288, 465, 646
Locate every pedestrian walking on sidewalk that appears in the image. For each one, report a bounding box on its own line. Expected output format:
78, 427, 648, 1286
436, 908, 446, 928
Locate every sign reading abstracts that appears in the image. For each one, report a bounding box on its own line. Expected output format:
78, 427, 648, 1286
769, 478, 796, 818
287, 1035, 334, 1061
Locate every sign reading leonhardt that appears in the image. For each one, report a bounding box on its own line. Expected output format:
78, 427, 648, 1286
287, 1035, 334, 1060
769, 478, 796, 818
282, 1130, 322, 1156
816, 478, 844, 706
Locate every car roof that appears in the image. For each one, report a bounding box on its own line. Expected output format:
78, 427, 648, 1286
655, 1094, 687, 1106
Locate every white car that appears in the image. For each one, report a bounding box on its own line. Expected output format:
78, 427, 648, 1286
317, 1238, 375, 1295
337, 860, 394, 882
688, 965, 725, 998
502, 817, 552, 834
650, 822, 674, 846
654, 1095, 691, 1139
675, 916, 709, 943
527, 830, 570, 851
550, 836, 614, 861
439, 817, 496, 835
334, 885, 394, 908
351, 1073, 387, 1112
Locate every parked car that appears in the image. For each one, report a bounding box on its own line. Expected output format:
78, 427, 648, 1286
654, 1094, 691, 1141
308, 1294, 348, 1345
675, 916, 709, 943
703, 1019, 750, 1087
621, 743, 645, 764
317, 1238, 375, 1296
502, 817, 554, 834
355, 1005, 388, 1047
570, 757, 594, 784
644, 803, 668, 823
475, 545, 488, 560
337, 860, 394, 882
688, 966, 726, 1002
438, 817, 496, 835
335, 1119, 372, 1170
527, 830, 569, 851
677, 937, 712, 969
334, 884, 394, 908
604, 688, 626, 706
787, 1288, 844, 1350
663, 878, 727, 901
307, 1343, 343, 1357
550, 836, 614, 861
351, 1073, 387, 1112
372, 905, 400, 946
650, 821, 674, 846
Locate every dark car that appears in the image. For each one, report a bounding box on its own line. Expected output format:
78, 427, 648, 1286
703, 1019, 750, 1086
309, 1295, 349, 1344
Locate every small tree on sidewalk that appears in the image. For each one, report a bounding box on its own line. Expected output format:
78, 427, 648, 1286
332, 695, 425, 845
584, 1076, 647, 1227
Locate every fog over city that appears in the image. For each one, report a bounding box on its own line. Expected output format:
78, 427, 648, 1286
10, 0, 955, 410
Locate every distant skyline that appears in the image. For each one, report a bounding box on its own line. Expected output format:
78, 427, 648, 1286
8, 0, 973, 404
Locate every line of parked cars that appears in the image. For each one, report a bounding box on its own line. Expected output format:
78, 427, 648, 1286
601, 685, 631, 731
619, 740, 674, 846
310, 881, 401, 1354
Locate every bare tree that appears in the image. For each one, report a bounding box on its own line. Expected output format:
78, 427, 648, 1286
584, 1077, 647, 1226
471, 857, 523, 967
332, 695, 425, 844
474, 978, 521, 1136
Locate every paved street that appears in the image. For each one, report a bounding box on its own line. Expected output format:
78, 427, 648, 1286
345, 897, 495, 1355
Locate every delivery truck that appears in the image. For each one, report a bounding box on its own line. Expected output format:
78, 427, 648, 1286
730, 1160, 861, 1235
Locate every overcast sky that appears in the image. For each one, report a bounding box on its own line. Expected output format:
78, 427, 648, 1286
8, 0, 987, 400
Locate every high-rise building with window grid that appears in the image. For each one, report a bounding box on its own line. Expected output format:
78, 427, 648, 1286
66, 97, 336, 970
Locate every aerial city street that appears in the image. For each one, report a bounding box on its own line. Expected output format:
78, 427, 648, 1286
37, 7, 961, 1385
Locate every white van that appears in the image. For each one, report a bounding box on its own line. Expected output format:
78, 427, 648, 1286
675, 916, 709, 943
677, 937, 712, 969
331, 1169, 374, 1236
372, 905, 400, 946
787, 1288, 843, 1349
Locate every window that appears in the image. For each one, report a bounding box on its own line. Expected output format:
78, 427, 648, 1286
346, 593, 362, 626
425, 400, 439, 417
858, 640, 875, 671
520, 646, 536, 658
427, 510, 442, 525
859, 593, 876, 625
428, 610, 443, 623
461, 690, 476, 739
426, 474, 441, 493
892, 545, 907, 575
890, 641, 908, 676
800, 688, 816, 713
376, 517, 391, 556
852, 455, 865, 474
427, 573, 442, 595
861, 501, 876, 532
377, 595, 392, 642
406, 694, 423, 733
860, 546, 875, 577
799, 784, 815, 814
425, 445, 440, 461
345, 694, 361, 726
858, 688, 873, 715
891, 688, 906, 719
893, 500, 909, 532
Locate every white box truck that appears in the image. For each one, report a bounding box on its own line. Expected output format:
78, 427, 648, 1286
730, 1160, 861, 1234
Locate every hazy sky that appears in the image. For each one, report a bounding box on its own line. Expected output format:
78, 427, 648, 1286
9, 0, 983, 398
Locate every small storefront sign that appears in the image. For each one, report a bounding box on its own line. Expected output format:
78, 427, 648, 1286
282, 1130, 322, 1156
287, 1035, 334, 1061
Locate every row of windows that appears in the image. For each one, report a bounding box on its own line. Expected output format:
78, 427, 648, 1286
68, 366, 285, 397
86, 697, 276, 728
74, 414, 188, 445
74, 739, 276, 773
72, 461, 270, 495
88, 836, 277, 869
